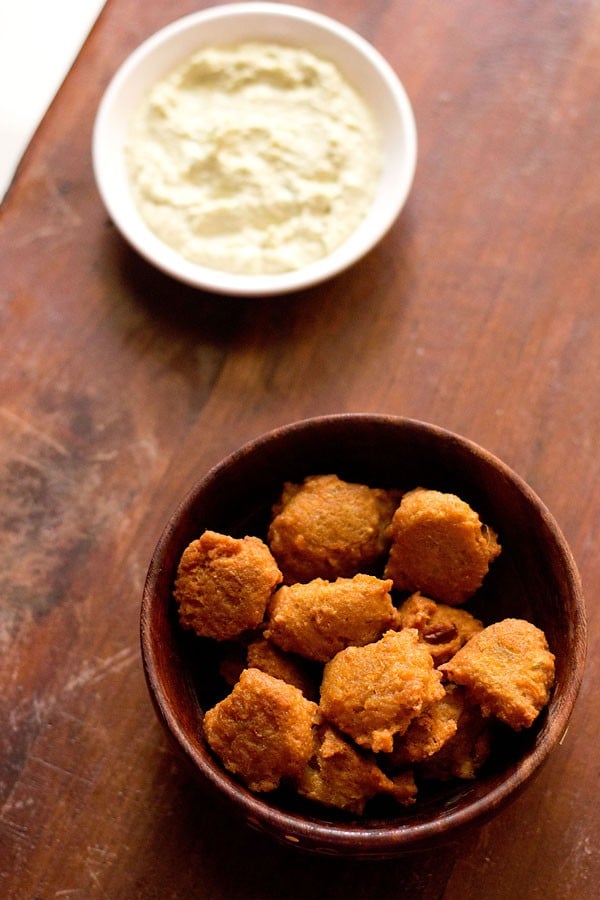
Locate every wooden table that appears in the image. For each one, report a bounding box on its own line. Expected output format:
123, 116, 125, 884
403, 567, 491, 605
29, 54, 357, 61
1, 1, 598, 896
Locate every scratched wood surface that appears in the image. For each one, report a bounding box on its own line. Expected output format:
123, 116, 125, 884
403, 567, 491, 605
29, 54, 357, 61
1, 0, 599, 897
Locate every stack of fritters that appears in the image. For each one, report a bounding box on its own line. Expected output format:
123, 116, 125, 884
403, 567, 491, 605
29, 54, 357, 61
174, 474, 555, 815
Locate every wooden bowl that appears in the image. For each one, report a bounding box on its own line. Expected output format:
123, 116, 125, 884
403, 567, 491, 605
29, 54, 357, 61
141, 414, 586, 858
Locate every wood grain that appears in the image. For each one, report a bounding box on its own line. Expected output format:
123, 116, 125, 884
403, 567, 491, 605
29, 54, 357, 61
1, 0, 599, 896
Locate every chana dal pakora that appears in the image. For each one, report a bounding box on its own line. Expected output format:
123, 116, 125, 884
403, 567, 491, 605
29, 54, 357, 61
173, 475, 554, 815
265, 573, 397, 663
385, 488, 501, 605
203, 667, 318, 793
267, 474, 399, 583
319, 629, 445, 753
439, 618, 555, 730
175, 530, 282, 641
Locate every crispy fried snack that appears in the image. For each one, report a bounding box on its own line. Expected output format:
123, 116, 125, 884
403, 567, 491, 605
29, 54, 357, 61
174, 531, 282, 641
417, 687, 493, 781
439, 618, 555, 730
319, 629, 445, 753
267, 474, 399, 583
389, 684, 464, 767
395, 592, 483, 665
203, 668, 318, 792
297, 722, 417, 814
384, 488, 501, 605
265, 573, 397, 663
247, 636, 320, 699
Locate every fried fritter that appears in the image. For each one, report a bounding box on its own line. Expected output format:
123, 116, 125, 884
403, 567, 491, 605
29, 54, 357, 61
203, 668, 318, 792
267, 474, 399, 584
439, 618, 555, 730
265, 573, 397, 663
247, 636, 320, 699
319, 629, 445, 753
389, 684, 464, 767
174, 530, 282, 641
416, 687, 493, 781
384, 489, 501, 606
395, 592, 483, 665
297, 722, 417, 814
182, 476, 554, 812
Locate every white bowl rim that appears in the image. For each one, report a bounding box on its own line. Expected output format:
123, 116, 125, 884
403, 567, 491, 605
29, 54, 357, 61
92, 2, 418, 297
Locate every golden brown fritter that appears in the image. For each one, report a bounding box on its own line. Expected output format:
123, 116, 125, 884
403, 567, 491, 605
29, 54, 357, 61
319, 629, 445, 753
417, 687, 493, 781
182, 479, 554, 811
265, 573, 397, 663
395, 592, 484, 665
174, 530, 283, 641
389, 684, 464, 767
384, 488, 501, 605
246, 636, 320, 700
267, 474, 399, 584
203, 668, 318, 792
297, 722, 417, 814
439, 618, 555, 730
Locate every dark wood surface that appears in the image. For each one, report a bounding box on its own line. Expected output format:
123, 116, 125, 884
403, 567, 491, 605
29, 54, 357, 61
1, 1, 598, 897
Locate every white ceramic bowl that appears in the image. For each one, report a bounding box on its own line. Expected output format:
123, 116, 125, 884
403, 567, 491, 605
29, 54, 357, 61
92, 2, 417, 297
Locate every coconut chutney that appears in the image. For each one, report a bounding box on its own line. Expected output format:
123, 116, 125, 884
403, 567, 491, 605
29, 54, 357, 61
125, 42, 381, 276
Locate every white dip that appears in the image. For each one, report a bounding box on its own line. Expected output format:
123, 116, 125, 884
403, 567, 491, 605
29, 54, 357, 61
125, 42, 381, 275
